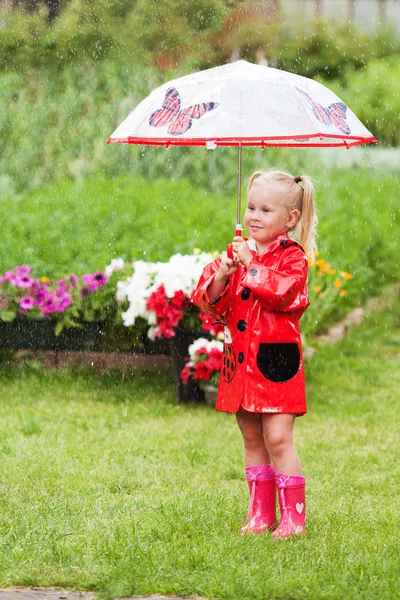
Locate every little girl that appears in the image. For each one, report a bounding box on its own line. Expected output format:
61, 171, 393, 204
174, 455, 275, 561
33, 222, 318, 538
193, 169, 317, 538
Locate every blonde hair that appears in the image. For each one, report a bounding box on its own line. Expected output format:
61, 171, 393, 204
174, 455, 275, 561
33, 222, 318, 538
247, 169, 318, 262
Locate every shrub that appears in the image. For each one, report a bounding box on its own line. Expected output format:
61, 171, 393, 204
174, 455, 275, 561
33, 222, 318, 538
318, 57, 400, 146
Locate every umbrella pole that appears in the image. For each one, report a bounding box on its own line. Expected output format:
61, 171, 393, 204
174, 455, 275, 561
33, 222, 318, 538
236, 143, 243, 236
227, 143, 243, 259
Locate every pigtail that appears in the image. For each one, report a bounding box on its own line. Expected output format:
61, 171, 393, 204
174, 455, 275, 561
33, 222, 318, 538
297, 175, 318, 263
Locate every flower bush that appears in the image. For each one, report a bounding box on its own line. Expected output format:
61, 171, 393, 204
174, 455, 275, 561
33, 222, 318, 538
116, 251, 224, 339
0, 251, 353, 346
0, 263, 124, 334
301, 256, 353, 337
180, 337, 224, 388
94, 250, 354, 344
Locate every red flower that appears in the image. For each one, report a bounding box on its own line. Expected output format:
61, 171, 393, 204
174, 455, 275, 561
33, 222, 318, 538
194, 346, 208, 357
146, 285, 186, 338
157, 321, 176, 338
180, 364, 192, 384
194, 360, 214, 382
147, 285, 169, 316
208, 347, 223, 371
171, 289, 186, 308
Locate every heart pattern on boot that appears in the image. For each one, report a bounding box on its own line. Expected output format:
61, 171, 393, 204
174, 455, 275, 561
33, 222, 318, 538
296, 502, 304, 514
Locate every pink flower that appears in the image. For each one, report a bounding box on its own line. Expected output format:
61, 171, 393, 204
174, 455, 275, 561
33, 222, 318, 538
40, 294, 58, 315
82, 271, 108, 293
51, 293, 72, 312
66, 274, 78, 287
19, 296, 34, 310
15, 266, 33, 276
1, 270, 17, 284
82, 274, 99, 293
15, 274, 34, 288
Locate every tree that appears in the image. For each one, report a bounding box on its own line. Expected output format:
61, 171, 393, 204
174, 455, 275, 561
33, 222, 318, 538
211, 0, 282, 64
314, 0, 322, 20
377, 0, 387, 26
347, 0, 355, 23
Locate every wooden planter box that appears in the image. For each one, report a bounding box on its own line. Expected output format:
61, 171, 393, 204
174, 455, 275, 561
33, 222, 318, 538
0, 320, 211, 404
0, 319, 103, 351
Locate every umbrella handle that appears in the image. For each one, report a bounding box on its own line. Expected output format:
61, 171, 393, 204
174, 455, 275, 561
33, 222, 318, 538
226, 225, 243, 259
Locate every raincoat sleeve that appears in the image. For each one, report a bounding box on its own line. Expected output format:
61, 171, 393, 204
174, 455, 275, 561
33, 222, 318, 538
192, 257, 232, 318
242, 246, 308, 311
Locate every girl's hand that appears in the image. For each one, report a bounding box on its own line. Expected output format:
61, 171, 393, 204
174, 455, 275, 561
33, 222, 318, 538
232, 236, 253, 268
217, 251, 238, 281
208, 252, 238, 301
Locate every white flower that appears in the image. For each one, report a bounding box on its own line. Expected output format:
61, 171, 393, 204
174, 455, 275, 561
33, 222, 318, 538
116, 252, 215, 328
116, 280, 128, 303
105, 258, 125, 276
188, 337, 224, 360
147, 326, 156, 341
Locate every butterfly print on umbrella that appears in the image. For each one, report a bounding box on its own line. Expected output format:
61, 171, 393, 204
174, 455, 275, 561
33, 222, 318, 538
149, 87, 219, 136
296, 88, 351, 135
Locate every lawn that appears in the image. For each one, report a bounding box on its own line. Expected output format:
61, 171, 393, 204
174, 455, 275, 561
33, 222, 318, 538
0, 290, 399, 600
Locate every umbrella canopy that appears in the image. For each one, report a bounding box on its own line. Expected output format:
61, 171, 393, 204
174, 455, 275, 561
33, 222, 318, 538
108, 60, 377, 148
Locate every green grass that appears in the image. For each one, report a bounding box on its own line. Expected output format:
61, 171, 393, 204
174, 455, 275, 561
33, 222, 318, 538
0, 293, 399, 599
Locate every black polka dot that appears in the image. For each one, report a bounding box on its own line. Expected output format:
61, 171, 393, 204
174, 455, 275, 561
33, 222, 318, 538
241, 287, 251, 300
238, 352, 244, 364
237, 320, 247, 332
249, 268, 258, 276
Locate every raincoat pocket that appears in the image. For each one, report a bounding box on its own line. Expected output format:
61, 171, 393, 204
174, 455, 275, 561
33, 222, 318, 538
256, 342, 300, 383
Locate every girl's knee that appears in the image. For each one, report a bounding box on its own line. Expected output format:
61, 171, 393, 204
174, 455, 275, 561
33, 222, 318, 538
236, 409, 263, 448
262, 417, 295, 458
264, 433, 292, 459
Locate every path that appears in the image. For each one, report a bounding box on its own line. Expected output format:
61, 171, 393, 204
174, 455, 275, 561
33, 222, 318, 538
0, 589, 196, 600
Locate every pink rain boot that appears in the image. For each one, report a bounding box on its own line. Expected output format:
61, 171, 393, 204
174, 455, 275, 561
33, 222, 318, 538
272, 473, 306, 538
240, 464, 277, 534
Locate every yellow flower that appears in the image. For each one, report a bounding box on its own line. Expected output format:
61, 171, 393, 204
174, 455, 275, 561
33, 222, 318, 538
318, 271, 325, 278
341, 271, 353, 280
40, 277, 50, 283
340, 289, 347, 297
334, 279, 342, 288
193, 248, 201, 255
315, 259, 326, 269
327, 268, 336, 275
314, 285, 322, 293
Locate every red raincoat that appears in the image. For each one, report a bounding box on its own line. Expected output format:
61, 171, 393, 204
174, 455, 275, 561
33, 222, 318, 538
193, 234, 310, 416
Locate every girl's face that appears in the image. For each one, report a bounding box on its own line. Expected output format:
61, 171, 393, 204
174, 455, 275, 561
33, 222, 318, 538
244, 182, 299, 253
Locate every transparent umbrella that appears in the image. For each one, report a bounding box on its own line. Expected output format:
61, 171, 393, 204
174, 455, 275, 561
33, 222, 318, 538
108, 60, 377, 249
